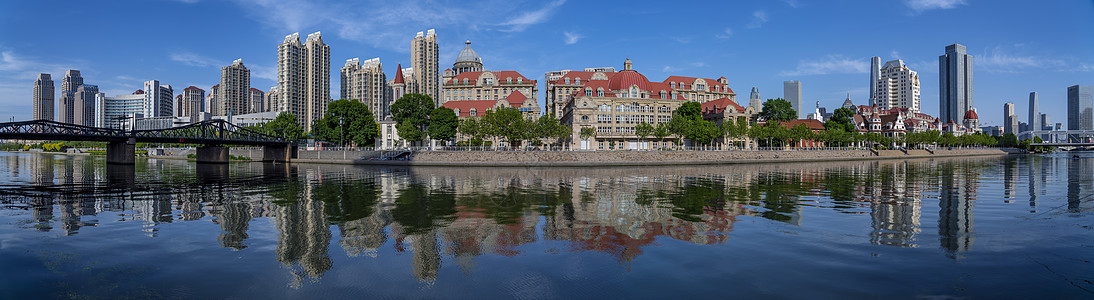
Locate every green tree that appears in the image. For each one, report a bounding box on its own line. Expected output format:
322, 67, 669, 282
481, 107, 526, 148
760, 98, 797, 122
312, 99, 378, 146
653, 123, 671, 149
635, 122, 654, 148
264, 112, 306, 141
428, 107, 459, 144
390, 93, 434, 143
789, 123, 815, 147
826, 107, 856, 133
458, 118, 486, 147
532, 114, 569, 148
667, 102, 718, 146
579, 126, 596, 145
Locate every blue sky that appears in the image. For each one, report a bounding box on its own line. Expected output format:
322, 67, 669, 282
1, 0, 1091, 128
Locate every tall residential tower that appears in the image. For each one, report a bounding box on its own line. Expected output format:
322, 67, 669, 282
218, 59, 251, 116
341, 57, 387, 120
59, 70, 84, 124
276, 31, 331, 131
411, 29, 440, 106
874, 59, 921, 112
33, 73, 54, 121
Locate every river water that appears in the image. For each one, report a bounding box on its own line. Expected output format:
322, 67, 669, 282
0, 152, 1091, 299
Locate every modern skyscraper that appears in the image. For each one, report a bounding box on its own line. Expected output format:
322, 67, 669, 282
411, 29, 440, 106
73, 84, 99, 127
264, 86, 278, 115
1067, 85, 1093, 131
249, 88, 264, 113
208, 84, 219, 116
869, 56, 881, 106
783, 80, 802, 119
102, 91, 146, 129
175, 95, 184, 117
33, 73, 54, 121
1028, 92, 1039, 133
874, 59, 921, 112
218, 59, 251, 116
1003, 102, 1018, 135
749, 87, 761, 112
59, 70, 84, 124
1040, 114, 1050, 131
143, 80, 173, 118
939, 43, 974, 125
182, 86, 205, 118
341, 57, 387, 120
276, 31, 330, 131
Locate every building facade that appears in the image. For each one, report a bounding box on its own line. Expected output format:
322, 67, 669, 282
870, 56, 881, 106
939, 43, 974, 125
388, 64, 408, 104
748, 87, 761, 112
1003, 102, 1018, 135
102, 91, 146, 129
411, 29, 439, 106
559, 58, 739, 150
73, 84, 99, 127
59, 70, 84, 124
218, 59, 251, 116
181, 86, 205, 118
340, 57, 387, 120
442, 71, 540, 118
249, 88, 264, 113
142, 80, 173, 118
1028, 92, 1039, 133
874, 59, 921, 112
1068, 85, 1093, 132
545, 67, 617, 118
33, 73, 54, 121
784, 80, 802, 119
276, 31, 331, 132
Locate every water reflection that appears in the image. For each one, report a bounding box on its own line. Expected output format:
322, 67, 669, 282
1, 152, 1090, 288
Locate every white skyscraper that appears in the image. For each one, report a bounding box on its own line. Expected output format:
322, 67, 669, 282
874, 59, 921, 112
143, 80, 173, 118
869, 56, 881, 106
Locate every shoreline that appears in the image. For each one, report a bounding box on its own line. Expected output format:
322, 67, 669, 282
7, 148, 1019, 167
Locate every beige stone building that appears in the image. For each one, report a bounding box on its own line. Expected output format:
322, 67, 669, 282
440, 40, 539, 118
181, 86, 204, 118
276, 31, 330, 132
411, 29, 439, 106
218, 59, 250, 116
559, 59, 741, 150
33, 73, 54, 121
544, 67, 616, 117
340, 57, 387, 121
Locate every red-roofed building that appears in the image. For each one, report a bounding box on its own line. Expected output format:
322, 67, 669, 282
560, 58, 748, 150
442, 70, 539, 118
702, 97, 758, 149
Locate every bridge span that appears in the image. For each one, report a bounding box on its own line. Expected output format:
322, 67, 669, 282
0, 119, 295, 164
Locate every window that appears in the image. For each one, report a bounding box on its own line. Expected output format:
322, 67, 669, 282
586, 88, 592, 95
575, 78, 581, 84
565, 78, 570, 84
469, 109, 477, 116
597, 89, 604, 97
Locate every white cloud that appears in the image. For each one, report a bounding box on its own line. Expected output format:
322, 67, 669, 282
0, 46, 85, 120
169, 52, 222, 68
784, 0, 803, 8
890, 50, 901, 59
716, 28, 734, 39
497, 0, 566, 32
231, 0, 567, 52
905, 0, 967, 12
563, 31, 582, 45
978, 46, 1066, 73
779, 55, 868, 76
747, 10, 768, 29
249, 63, 277, 81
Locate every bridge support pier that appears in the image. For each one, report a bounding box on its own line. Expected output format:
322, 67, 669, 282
196, 146, 229, 164
262, 144, 295, 163
106, 138, 136, 164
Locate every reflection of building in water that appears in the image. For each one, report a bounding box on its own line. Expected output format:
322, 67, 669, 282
440, 210, 539, 275
338, 207, 392, 258
1028, 156, 1043, 212
411, 230, 441, 283
938, 162, 976, 257
1003, 158, 1018, 203
1067, 157, 1093, 212
864, 162, 924, 247
274, 185, 333, 288
210, 201, 252, 250
31, 154, 54, 186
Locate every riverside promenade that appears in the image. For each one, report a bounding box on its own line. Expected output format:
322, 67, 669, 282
199, 148, 1013, 167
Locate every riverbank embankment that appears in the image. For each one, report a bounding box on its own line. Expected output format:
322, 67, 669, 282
15, 148, 1017, 167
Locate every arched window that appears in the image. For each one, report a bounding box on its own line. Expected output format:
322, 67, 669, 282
597, 89, 604, 97
629, 86, 638, 98
581, 115, 589, 121
585, 88, 592, 96
469, 109, 477, 117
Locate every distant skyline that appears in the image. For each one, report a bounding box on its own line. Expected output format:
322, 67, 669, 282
1, 0, 1092, 128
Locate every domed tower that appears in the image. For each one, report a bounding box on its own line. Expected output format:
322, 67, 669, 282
963, 108, 979, 131
453, 40, 483, 75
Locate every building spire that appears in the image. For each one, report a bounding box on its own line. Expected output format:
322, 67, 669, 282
623, 57, 633, 71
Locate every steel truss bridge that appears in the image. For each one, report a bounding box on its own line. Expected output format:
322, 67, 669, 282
1019, 130, 1094, 147
0, 119, 287, 146
0, 119, 294, 163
